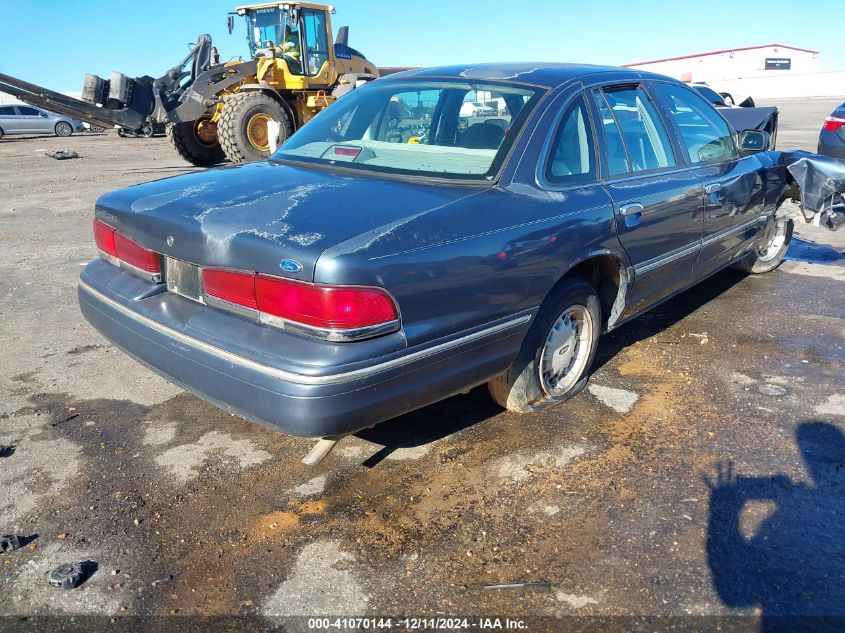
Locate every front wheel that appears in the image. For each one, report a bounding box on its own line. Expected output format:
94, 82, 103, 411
141, 123, 154, 138
55, 121, 73, 137
488, 278, 601, 413
731, 218, 793, 274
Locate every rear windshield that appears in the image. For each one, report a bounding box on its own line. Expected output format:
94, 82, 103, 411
274, 79, 545, 180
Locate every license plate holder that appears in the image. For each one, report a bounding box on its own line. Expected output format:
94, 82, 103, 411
165, 257, 203, 303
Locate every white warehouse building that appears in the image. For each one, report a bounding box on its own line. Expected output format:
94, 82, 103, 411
623, 44, 843, 99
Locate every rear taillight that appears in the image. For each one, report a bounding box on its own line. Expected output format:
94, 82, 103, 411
114, 233, 161, 274
823, 116, 845, 131
202, 269, 258, 310
93, 219, 161, 281
202, 268, 399, 340
255, 274, 397, 329
93, 219, 117, 258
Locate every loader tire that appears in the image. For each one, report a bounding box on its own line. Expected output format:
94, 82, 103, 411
166, 116, 226, 167
218, 92, 293, 164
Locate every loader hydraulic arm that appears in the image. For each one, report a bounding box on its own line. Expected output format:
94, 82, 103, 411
0, 72, 149, 130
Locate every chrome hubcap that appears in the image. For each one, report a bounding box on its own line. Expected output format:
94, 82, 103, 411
539, 304, 593, 396
757, 219, 787, 262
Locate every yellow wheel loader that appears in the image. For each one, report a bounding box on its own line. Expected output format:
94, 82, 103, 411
0, 2, 381, 166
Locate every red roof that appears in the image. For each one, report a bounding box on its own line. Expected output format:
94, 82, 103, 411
622, 44, 819, 68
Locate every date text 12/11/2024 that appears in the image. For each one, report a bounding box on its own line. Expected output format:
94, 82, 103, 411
306, 617, 529, 630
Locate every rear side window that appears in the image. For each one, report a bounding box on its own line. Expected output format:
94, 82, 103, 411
544, 96, 596, 184
0, 106, 15, 116
652, 83, 737, 164
17, 106, 40, 116
595, 86, 676, 174
592, 90, 629, 176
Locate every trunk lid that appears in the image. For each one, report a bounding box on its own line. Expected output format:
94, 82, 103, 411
94, 161, 477, 282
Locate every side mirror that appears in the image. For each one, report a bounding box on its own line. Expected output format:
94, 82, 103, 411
738, 129, 770, 153
227, 14, 235, 34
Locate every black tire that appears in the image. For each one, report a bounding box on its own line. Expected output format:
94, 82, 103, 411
731, 218, 793, 274
141, 123, 154, 138
719, 92, 735, 106
0, 127, 4, 140
55, 121, 73, 137
89, 125, 105, 133
488, 277, 602, 413
117, 127, 127, 138
218, 92, 293, 164
166, 116, 226, 167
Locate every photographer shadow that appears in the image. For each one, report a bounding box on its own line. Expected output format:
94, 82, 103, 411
705, 421, 845, 632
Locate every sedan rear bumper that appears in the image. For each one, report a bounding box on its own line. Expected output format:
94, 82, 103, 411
78, 265, 532, 438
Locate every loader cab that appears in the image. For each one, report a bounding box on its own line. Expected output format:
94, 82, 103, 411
238, 3, 332, 78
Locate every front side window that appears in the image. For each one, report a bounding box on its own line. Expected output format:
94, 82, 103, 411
275, 79, 544, 180
544, 96, 596, 184
652, 83, 737, 164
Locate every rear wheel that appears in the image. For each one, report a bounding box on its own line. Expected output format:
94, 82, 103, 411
218, 92, 293, 163
0, 127, 4, 140
141, 123, 154, 138
488, 278, 601, 413
55, 121, 73, 137
731, 218, 793, 274
89, 125, 105, 133
166, 115, 226, 167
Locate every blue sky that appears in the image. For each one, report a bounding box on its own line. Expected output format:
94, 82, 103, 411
1, 0, 840, 91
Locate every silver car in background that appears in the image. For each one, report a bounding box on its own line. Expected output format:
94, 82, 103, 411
0, 104, 84, 139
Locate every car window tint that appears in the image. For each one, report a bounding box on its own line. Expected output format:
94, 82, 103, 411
545, 96, 596, 184
277, 79, 544, 180
693, 85, 725, 106
0, 106, 15, 116
592, 90, 630, 176
653, 83, 737, 164
600, 86, 676, 172
18, 106, 40, 116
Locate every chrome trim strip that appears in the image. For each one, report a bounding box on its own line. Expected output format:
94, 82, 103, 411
258, 312, 401, 342
98, 253, 162, 284
701, 214, 767, 248
634, 214, 768, 275
79, 280, 532, 386
635, 241, 700, 275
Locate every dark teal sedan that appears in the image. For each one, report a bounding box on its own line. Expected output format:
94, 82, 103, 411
78, 63, 836, 462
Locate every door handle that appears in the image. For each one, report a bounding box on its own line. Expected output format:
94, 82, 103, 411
619, 203, 644, 217
704, 183, 722, 194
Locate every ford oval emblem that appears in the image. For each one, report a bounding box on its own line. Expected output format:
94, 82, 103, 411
279, 259, 303, 273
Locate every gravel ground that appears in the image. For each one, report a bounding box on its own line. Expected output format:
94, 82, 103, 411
0, 99, 843, 632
